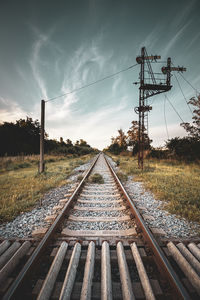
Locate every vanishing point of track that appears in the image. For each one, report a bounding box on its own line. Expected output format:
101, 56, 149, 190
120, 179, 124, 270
0, 153, 200, 299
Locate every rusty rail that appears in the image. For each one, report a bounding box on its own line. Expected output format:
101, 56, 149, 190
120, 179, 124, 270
2, 153, 194, 299
104, 154, 191, 300
2, 154, 100, 300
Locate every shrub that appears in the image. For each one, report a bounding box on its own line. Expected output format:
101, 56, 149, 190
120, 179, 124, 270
90, 173, 104, 184
77, 175, 84, 181
116, 171, 128, 182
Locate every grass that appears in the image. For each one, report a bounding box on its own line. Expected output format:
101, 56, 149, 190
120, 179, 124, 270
0, 154, 95, 223
116, 171, 128, 182
89, 173, 104, 184
109, 154, 200, 223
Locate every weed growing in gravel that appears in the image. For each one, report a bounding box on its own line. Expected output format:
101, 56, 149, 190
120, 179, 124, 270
109, 154, 200, 223
77, 175, 84, 181
0, 154, 94, 223
116, 171, 128, 182
90, 173, 104, 184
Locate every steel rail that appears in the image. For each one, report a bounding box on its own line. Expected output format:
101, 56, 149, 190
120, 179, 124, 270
104, 154, 191, 300
3, 153, 100, 300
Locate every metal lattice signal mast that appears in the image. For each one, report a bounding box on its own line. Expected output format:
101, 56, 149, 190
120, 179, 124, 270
135, 47, 186, 169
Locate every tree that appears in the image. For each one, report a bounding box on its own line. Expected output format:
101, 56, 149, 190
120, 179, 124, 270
0, 117, 41, 155
66, 139, 72, 146
166, 137, 200, 160
115, 129, 127, 151
107, 142, 122, 155
127, 120, 151, 155
181, 95, 200, 140
127, 121, 139, 155
165, 95, 200, 161
79, 139, 90, 147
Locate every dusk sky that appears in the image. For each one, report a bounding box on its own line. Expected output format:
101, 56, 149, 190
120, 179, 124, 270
0, 0, 200, 149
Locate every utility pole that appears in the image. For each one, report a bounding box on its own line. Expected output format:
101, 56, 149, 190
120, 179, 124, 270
135, 47, 186, 169
39, 99, 45, 173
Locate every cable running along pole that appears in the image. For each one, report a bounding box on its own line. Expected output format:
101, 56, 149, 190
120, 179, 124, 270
39, 63, 138, 173
135, 47, 186, 169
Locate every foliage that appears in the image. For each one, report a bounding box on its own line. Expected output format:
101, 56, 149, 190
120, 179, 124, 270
164, 94, 200, 161
166, 137, 200, 160
77, 175, 84, 181
0, 117, 97, 156
89, 173, 104, 184
148, 148, 169, 159
111, 129, 127, 151
107, 120, 151, 156
107, 142, 124, 155
0, 117, 41, 156
116, 171, 128, 182
181, 95, 200, 139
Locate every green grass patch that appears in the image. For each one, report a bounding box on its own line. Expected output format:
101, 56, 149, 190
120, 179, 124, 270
116, 171, 128, 182
0, 154, 95, 223
90, 173, 104, 184
109, 154, 200, 223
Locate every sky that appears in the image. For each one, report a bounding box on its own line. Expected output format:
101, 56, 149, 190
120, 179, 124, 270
0, 0, 200, 150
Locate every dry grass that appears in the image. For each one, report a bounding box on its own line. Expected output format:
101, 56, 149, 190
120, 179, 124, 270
109, 154, 200, 223
89, 173, 104, 184
0, 154, 94, 223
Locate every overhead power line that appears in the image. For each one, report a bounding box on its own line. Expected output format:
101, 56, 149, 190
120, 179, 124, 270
165, 94, 185, 123
171, 61, 199, 95
164, 95, 169, 140
178, 73, 200, 95
46, 63, 138, 103
174, 73, 194, 116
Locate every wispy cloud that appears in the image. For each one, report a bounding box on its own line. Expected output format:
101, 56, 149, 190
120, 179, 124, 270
0, 97, 27, 123
171, 0, 196, 29
46, 95, 130, 149
30, 31, 49, 100
185, 31, 200, 50
139, 26, 163, 51
162, 20, 191, 56
29, 25, 63, 100
45, 36, 113, 124
61, 40, 112, 92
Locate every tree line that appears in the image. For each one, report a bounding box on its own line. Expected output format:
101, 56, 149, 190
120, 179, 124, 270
0, 117, 96, 156
106, 95, 200, 161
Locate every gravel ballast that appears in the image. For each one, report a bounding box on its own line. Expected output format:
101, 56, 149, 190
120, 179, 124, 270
124, 176, 200, 238
0, 155, 199, 239
0, 162, 91, 238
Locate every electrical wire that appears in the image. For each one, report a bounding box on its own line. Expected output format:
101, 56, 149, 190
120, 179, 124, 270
165, 95, 185, 123
171, 61, 199, 95
46, 63, 138, 102
174, 73, 194, 116
164, 95, 169, 140
179, 73, 200, 95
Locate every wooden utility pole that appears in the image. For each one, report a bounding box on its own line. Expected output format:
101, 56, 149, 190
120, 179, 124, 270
39, 99, 45, 173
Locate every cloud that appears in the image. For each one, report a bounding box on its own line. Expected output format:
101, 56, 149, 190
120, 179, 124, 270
171, 0, 196, 29
162, 20, 191, 56
185, 31, 200, 50
46, 95, 130, 149
61, 40, 112, 93
0, 97, 28, 123
150, 123, 187, 147
43, 36, 114, 127
29, 31, 49, 100
29, 25, 63, 100
139, 26, 162, 51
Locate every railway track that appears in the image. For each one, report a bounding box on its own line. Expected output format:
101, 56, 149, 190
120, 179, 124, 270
0, 153, 200, 299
